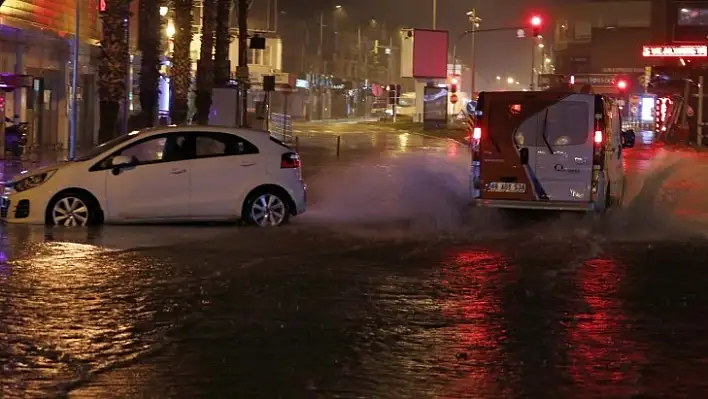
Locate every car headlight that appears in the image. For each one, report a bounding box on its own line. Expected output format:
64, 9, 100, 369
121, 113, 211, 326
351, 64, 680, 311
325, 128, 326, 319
13, 170, 57, 192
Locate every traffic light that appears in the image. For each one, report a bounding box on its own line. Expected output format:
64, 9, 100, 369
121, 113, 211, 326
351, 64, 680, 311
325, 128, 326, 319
616, 79, 628, 96
530, 15, 542, 37
450, 81, 458, 94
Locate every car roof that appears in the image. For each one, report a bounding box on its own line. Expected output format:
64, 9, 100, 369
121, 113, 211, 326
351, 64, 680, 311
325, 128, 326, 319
134, 125, 277, 148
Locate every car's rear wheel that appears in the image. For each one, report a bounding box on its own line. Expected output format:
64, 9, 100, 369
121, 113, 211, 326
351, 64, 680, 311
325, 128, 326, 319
48, 192, 99, 227
244, 192, 290, 227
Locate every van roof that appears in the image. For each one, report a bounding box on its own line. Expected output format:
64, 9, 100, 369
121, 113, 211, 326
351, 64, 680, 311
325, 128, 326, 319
479, 90, 597, 100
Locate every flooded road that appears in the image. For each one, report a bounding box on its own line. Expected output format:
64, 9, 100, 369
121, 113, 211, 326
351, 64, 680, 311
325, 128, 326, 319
1, 130, 708, 397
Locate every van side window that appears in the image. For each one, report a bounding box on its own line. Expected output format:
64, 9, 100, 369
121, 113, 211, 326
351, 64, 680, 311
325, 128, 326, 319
545, 101, 590, 146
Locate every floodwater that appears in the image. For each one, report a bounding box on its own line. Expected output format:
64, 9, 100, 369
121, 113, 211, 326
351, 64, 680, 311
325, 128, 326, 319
1, 129, 708, 397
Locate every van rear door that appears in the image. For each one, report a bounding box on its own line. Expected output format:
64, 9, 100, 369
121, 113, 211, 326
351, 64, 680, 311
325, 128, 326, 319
479, 92, 571, 201
532, 94, 595, 202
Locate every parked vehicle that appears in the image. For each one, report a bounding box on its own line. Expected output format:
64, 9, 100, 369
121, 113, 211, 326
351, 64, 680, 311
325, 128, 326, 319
1, 126, 306, 227
470, 91, 635, 212
3, 116, 27, 157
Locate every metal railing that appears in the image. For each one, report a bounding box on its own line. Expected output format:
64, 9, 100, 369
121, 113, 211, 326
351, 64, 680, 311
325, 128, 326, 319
269, 112, 294, 142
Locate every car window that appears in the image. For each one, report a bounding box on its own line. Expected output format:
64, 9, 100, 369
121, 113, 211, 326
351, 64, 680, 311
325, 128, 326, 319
194, 132, 259, 158
120, 137, 167, 163
545, 101, 590, 146
116, 134, 190, 164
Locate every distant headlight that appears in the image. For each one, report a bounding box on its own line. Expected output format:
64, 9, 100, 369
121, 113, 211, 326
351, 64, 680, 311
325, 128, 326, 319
13, 170, 57, 192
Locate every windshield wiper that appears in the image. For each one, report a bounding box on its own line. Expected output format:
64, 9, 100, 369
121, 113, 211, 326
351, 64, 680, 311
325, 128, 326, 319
541, 109, 554, 154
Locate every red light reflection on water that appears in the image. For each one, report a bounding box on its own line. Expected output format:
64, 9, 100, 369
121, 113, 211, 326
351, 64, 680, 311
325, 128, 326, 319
566, 258, 645, 397
438, 249, 509, 397
446, 141, 458, 158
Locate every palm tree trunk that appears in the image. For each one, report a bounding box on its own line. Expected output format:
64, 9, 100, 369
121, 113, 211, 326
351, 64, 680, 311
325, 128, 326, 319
214, 0, 232, 87
98, 0, 132, 143
195, 0, 217, 124
170, 0, 193, 125
138, 0, 162, 127
138, 0, 162, 128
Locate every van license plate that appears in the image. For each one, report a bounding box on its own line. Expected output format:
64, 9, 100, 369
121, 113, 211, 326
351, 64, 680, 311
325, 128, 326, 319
487, 182, 526, 193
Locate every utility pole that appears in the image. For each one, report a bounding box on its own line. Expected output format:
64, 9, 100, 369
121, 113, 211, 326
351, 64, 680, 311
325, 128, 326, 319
237, 0, 249, 127
530, 38, 536, 91
318, 12, 324, 119
432, 0, 437, 29
466, 9, 481, 98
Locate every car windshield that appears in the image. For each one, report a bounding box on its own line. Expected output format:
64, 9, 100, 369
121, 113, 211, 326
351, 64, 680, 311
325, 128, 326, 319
73, 134, 138, 162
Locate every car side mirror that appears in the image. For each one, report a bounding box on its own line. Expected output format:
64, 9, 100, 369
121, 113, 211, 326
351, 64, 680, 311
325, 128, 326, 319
621, 129, 635, 148
111, 155, 132, 167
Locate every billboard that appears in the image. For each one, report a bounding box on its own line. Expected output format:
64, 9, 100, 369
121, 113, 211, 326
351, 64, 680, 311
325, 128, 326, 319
412, 29, 448, 79
423, 86, 448, 129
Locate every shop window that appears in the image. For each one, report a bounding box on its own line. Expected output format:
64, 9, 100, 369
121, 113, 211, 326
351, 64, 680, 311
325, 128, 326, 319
678, 8, 708, 26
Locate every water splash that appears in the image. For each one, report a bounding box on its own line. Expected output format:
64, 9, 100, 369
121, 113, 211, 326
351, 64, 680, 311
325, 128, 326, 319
299, 148, 708, 243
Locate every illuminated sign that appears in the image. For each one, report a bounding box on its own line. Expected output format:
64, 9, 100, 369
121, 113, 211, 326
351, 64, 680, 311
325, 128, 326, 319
99, 0, 106, 12
642, 45, 708, 57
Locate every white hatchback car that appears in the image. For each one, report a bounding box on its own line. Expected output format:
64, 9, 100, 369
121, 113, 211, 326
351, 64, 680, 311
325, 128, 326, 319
1, 126, 306, 227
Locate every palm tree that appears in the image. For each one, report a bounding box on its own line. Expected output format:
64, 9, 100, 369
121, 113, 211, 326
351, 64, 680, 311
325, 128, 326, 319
98, 0, 132, 143
195, 0, 217, 124
138, 0, 163, 128
170, 0, 193, 125
214, 0, 232, 86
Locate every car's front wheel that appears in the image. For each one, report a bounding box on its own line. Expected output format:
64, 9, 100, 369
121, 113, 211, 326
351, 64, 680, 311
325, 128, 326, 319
244, 191, 290, 227
47, 192, 100, 227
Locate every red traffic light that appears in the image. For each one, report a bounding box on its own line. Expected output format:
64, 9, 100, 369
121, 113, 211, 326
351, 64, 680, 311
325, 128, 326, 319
617, 80, 627, 90
450, 83, 458, 93
530, 16, 542, 27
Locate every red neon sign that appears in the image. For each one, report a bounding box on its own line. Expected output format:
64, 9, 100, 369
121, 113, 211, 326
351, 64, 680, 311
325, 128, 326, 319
642, 45, 708, 57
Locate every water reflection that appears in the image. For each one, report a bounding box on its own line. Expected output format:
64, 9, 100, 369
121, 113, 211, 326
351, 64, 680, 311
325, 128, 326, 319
567, 258, 645, 398
439, 249, 510, 397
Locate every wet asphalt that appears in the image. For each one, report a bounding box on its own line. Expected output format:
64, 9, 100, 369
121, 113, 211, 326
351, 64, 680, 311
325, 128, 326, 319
2, 126, 708, 398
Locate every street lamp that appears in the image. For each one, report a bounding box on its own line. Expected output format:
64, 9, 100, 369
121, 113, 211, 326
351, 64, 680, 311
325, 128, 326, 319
507, 77, 515, 84
166, 20, 175, 38
538, 43, 544, 49
496, 76, 501, 81
159, 6, 168, 16
335, 4, 342, 9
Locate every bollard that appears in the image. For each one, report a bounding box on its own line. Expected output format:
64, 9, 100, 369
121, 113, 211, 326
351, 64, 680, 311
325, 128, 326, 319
295, 136, 300, 153
336, 135, 341, 159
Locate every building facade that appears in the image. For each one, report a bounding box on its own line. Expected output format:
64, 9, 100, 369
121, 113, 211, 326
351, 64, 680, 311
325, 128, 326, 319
0, 0, 102, 153
552, 0, 652, 71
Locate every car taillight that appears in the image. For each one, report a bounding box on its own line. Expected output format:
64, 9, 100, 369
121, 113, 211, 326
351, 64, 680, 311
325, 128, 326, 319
594, 130, 602, 144
281, 152, 301, 169
473, 127, 482, 140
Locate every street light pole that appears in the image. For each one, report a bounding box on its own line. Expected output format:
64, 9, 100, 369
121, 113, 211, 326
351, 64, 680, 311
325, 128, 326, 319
466, 9, 481, 97
69, 0, 79, 158
530, 38, 536, 91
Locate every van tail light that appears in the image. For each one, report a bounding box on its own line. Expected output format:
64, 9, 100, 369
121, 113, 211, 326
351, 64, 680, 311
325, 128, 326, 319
591, 128, 604, 197
472, 127, 482, 140
593, 130, 603, 144
281, 152, 301, 169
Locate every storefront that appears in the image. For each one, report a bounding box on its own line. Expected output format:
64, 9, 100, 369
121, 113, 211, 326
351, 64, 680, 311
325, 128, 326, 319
0, 0, 101, 153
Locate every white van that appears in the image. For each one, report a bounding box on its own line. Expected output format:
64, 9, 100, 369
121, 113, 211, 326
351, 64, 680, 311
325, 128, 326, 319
470, 91, 635, 211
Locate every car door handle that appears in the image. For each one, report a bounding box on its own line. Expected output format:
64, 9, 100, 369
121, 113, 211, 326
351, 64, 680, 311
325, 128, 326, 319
240, 162, 255, 167
170, 168, 187, 174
